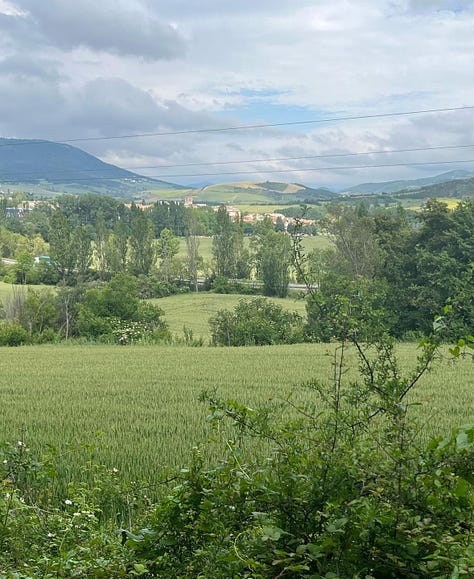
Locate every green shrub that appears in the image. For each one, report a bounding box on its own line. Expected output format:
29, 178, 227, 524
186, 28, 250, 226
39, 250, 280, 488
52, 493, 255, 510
0, 321, 29, 346
210, 296, 304, 346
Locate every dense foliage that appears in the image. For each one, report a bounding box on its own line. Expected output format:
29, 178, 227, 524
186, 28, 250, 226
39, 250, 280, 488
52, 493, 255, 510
298, 199, 474, 340
0, 274, 170, 345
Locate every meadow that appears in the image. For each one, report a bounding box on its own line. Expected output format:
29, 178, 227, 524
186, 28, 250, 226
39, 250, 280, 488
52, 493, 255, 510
0, 341, 472, 491
176, 234, 333, 260
155, 292, 307, 339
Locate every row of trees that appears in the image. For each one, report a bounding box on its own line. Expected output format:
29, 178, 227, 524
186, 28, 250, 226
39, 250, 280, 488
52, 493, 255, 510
211, 206, 292, 297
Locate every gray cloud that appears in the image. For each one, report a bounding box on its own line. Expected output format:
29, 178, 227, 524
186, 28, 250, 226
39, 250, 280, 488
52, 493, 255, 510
14, 0, 186, 59
0, 54, 62, 81
407, 0, 474, 11
0, 72, 66, 138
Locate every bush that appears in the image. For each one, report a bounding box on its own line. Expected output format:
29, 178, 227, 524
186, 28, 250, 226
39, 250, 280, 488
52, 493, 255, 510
0, 320, 29, 346
210, 297, 304, 346
75, 275, 171, 344
138, 275, 189, 298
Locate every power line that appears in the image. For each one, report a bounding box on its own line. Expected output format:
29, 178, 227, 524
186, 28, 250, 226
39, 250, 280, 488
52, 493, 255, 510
1, 157, 473, 184
128, 143, 474, 170
1, 143, 474, 181
0, 104, 473, 146
55, 105, 474, 142
136, 158, 474, 179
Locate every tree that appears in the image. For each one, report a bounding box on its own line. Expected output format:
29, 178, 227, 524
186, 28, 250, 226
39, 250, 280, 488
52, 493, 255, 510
233, 218, 251, 279
185, 210, 201, 292
322, 204, 384, 279
254, 225, 291, 297
128, 208, 156, 276
156, 228, 180, 283
105, 220, 129, 274
210, 297, 304, 346
72, 226, 92, 279
48, 210, 77, 283
305, 272, 390, 342
212, 206, 236, 278
19, 287, 58, 337
94, 212, 108, 279
14, 250, 34, 284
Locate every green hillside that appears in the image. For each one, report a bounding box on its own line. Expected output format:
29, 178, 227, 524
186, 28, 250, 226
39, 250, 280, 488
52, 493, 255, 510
190, 181, 336, 205
343, 170, 474, 195
392, 176, 474, 200
0, 138, 186, 199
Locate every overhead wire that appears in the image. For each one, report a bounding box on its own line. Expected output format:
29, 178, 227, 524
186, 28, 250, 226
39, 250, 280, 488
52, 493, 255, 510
0, 104, 472, 146
1, 157, 474, 183
0, 104, 473, 183
0, 143, 474, 181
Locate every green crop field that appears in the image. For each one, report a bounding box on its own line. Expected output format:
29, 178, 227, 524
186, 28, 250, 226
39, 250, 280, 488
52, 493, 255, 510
155, 292, 307, 340
0, 342, 472, 493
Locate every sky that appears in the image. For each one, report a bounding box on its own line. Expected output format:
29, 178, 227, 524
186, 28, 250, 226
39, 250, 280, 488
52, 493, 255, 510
0, 0, 473, 190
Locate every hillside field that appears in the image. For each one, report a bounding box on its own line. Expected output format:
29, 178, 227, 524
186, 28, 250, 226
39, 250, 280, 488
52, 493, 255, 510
0, 342, 472, 493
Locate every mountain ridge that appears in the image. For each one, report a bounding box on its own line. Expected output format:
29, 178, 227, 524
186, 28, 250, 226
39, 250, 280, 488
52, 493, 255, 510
341, 170, 474, 195
0, 138, 473, 202
0, 138, 186, 198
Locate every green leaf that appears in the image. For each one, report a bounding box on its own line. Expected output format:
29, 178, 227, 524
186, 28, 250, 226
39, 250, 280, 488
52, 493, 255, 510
454, 478, 470, 498
262, 526, 285, 541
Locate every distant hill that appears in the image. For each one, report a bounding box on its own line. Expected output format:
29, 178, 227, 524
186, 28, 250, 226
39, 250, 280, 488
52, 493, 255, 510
342, 170, 474, 195
194, 181, 336, 204
392, 176, 474, 200
0, 138, 186, 198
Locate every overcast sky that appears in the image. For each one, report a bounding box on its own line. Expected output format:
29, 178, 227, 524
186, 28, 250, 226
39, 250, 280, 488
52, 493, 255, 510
0, 0, 473, 190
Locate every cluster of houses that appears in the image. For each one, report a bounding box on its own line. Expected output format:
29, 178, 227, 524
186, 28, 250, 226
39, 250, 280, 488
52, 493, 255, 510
183, 196, 315, 230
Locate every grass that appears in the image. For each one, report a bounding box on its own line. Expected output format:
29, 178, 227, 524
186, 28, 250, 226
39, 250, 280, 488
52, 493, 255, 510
0, 282, 47, 309
154, 292, 307, 340
176, 235, 333, 261
0, 342, 472, 491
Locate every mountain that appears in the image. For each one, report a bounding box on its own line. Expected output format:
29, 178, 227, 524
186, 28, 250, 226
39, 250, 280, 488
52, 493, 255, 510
195, 181, 336, 204
0, 138, 186, 198
342, 170, 474, 195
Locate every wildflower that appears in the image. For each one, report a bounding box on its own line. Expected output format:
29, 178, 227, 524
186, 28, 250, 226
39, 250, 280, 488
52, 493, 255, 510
17, 440, 23, 447
112, 467, 119, 473
64, 499, 73, 505
2, 459, 7, 464
47, 532, 56, 538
